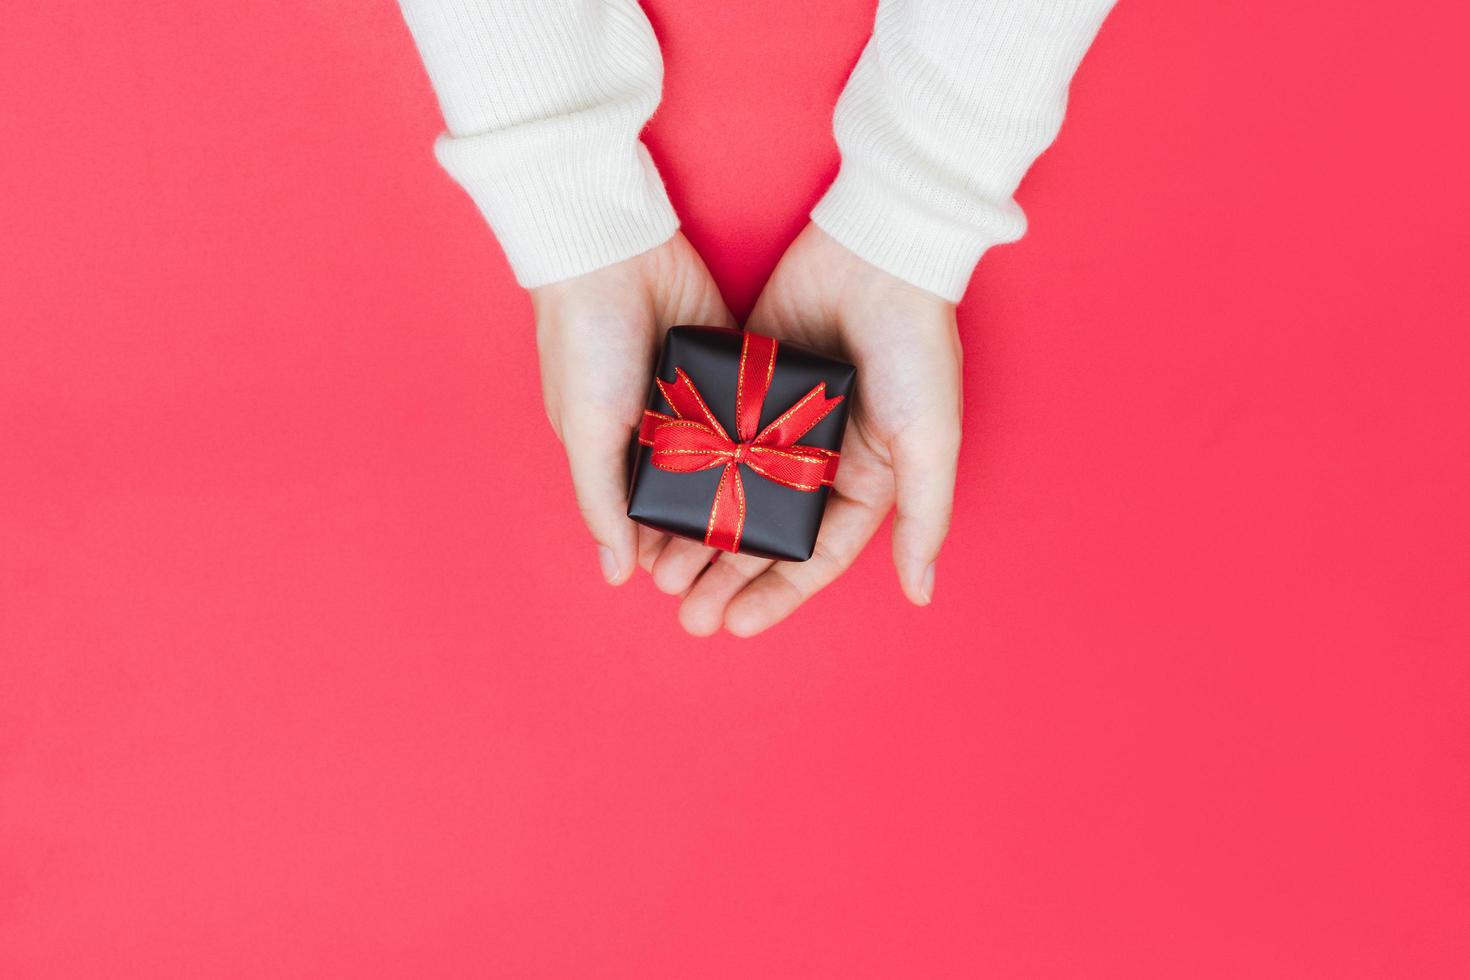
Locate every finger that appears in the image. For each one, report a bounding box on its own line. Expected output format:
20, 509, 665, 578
678, 551, 775, 637
723, 491, 888, 637
890, 421, 960, 606
562, 416, 640, 585
650, 536, 718, 596
637, 524, 670, 575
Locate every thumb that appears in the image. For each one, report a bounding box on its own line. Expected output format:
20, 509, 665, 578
890, 418, 960, 606
745, 282, 797, 339
561, 413, 639, 585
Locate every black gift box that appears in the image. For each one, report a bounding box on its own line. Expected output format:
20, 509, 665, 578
627, 326, 856, 561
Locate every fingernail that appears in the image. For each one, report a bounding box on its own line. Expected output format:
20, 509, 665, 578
598, 546, 621, 584
920, 563, 936, 605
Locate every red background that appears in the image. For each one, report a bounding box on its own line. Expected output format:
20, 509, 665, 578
4, 2, 1469, 976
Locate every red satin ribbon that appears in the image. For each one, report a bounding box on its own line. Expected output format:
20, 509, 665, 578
637, 331, 844, 553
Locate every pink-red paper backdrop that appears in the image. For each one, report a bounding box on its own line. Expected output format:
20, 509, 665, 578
3, 2, 1469, 977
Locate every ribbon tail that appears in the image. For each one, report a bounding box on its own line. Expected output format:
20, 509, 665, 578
658, 369, 729, 440
753, 383, 844, 448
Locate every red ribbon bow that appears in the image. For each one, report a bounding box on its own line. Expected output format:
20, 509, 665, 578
637, 331, 844, 554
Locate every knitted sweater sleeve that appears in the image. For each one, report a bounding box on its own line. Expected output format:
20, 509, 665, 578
812, 0, 1116, 301
399, 1, 1114, 299
397, 0, 678, 288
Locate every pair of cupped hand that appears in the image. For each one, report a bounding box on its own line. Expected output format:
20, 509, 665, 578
532, 223, 962, 637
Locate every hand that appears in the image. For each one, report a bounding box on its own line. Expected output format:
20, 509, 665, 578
531, 233, 734, 586
648, 224, 963, 636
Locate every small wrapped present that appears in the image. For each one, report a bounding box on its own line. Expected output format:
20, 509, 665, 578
628, 326, 856, 561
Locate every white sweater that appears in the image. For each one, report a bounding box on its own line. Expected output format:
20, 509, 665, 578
399, 0, 1113, 302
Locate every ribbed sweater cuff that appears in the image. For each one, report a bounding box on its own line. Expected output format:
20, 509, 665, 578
811, 164, 1013, 304
435, 125, 678, 288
